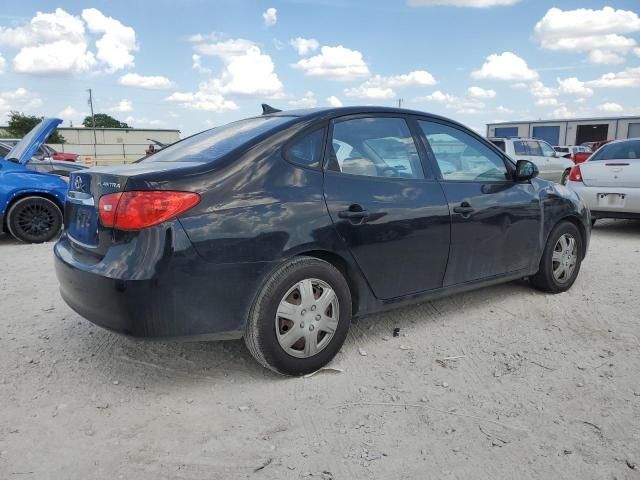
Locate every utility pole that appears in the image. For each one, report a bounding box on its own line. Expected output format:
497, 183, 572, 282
87, 88, 97, 162
398, 98, 403, 109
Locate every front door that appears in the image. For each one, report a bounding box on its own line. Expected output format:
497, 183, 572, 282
417, 119, 542, 286
323, 115, 451, 300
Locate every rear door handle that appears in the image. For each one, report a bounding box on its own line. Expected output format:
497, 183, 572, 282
453, 202, 475, 215
338, 210, 370, 219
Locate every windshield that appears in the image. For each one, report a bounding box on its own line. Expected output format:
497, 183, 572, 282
590, 140, 640, 162
143, 116, 294, 163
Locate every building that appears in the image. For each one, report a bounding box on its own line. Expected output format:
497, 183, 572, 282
486, 116, 640, 147
0, 126, 181, 164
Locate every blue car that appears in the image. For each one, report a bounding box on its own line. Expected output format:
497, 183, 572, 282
0, 118, 72, 243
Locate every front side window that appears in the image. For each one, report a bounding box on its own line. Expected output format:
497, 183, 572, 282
525, 141, 543, 157
539, 141, 556, 157
419, 121, 509, 182
285, 128, 324, 169
328, 117, 424, 179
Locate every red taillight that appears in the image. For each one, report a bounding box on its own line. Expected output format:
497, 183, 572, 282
98, 191, 200, 230
568, 165, 583, 182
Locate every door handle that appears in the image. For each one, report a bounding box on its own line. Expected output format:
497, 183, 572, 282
338, 210, 370, 219
453, 202, 474, 215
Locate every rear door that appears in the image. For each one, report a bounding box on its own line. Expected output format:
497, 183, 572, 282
418, 120, 542, 285
323, 114, 451, 299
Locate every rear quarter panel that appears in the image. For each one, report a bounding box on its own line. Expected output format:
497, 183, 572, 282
0, 160, 67, 216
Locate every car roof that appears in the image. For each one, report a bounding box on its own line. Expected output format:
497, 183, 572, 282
258, 106, 473, 131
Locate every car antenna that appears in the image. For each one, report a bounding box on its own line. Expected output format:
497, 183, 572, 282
261, 103, 282, 115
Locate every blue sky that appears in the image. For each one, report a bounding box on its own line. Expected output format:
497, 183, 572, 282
0, 0, 639, 135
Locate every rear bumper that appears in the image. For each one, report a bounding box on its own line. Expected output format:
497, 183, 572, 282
568, 181, 640, 216
54, 231, 278, 340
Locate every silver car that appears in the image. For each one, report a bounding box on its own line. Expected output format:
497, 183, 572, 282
489, 137, 575, 184
567, 138, 640, 223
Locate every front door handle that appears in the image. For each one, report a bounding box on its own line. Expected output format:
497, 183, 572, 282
453, 202, 474, 215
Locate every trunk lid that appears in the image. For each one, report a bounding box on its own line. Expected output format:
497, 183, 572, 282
6, 118, 63, 165
580, 160, 640, 188
65, 162, 202, 254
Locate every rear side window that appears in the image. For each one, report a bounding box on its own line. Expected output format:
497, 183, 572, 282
514, 141, 527, 155
143, 116, 293, 163
285, 128, 325, 169
590, 140, 640, 161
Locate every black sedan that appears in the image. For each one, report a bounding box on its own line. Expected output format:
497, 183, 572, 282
54, 106, 590, 375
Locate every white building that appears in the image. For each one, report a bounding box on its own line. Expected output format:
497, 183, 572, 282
486, 116, 640, 147
1, 126, 181, 164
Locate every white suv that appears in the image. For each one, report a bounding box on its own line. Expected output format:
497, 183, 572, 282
489, 137, 574, 184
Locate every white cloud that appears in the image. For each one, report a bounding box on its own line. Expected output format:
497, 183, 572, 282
293, 45, 369, 81
636, 47, 640, 57
327, 96, 343, 107
263, 7, 277, 27
496, 105, 513, 114
118, 73, 174, 89
556, 77, 593, 97
344, 70, 436, 99
81, 8, 137, 72
597, 102, 624, 113
471, 52, 538, 81
408, 0, 519, 7
290, 37, 319, 56
345, 84, 394, 99
536, 98, 559, 107
288, 91, 317, 108
124, 115, 166, 127
587, 67, 640, 88
534, 7, 640, 65
191, 54, 211, 73
467, 86, 496, 99
0, 8, 136, 75
416, 90, 485, 114
418, 90, 456, 103
57, 105, 86, 125
511, 82, 528, 89
165, 91, 238, 112
0, 53, 5, 74
529, 80, 558, 99
194, 39, 284, 97
109, 99, 133, 112
551, 105, 575, 119
0, 88, 43, 119
187, 32, 222, 43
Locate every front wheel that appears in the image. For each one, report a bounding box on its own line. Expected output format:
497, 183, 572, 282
7, 196, 62, 243
560, 169, 571, 185
244, 257, 352, 376
531, 221, 583, 293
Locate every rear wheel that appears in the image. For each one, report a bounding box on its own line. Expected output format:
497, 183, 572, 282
7, 196, 62, 243
531, 221, 583, 293
244, 257, 352, 376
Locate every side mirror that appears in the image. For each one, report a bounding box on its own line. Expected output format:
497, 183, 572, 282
515, 159, 539, 182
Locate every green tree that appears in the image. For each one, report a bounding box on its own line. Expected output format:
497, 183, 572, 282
82, 113, 130, 129
5, 111, 66, 143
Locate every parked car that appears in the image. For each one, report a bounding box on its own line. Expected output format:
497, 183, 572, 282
489, 137, 574, 184
567, 138, 640, 223
0, 141, 84, 177
1, 119, 86, 243
554, 145, 592, 164
1, 139, 78, 162
54, 106, 590, 375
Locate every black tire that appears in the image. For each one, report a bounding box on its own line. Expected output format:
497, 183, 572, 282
531, 221, 583, 293
244, 256, 352, 376
591, 218, 597, 227
7, 196, 63, 243
560, 169, 570, 185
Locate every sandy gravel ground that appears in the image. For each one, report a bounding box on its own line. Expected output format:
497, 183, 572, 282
1, 220, 639, 480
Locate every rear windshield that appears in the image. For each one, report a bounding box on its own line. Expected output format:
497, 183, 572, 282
490, 140, 505, 152
143, 116, 293, 163
555, 147, 569, 153
590, 140, 640, 162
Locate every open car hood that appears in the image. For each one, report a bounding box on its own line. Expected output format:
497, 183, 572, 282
7, 118, 62, 165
